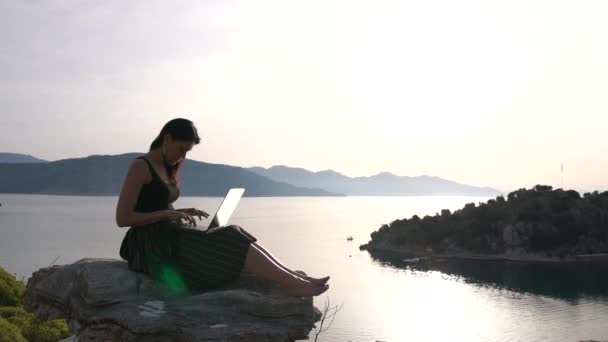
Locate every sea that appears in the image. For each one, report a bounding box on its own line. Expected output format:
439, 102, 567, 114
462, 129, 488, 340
1, 194, 607, 342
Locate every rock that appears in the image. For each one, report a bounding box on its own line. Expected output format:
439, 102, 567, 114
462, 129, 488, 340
24, 258, 322, 341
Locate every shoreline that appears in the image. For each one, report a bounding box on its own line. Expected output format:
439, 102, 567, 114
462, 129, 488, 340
360, 245, 608, 263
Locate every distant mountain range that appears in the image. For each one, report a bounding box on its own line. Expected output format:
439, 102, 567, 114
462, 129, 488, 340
0, 153, 48, 163
0, 153, 338, 197
248, 165, 500, 196
0, 153, 500, 197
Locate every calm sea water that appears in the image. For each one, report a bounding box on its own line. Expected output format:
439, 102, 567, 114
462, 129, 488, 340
1, 194, 607, 342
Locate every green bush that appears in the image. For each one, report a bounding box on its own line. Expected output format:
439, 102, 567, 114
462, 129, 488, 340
0, 317, 27, 342
0, 305, 27, 319
0, 266, 25, 306
0, 306, 70, 342
22, 319, 71, 342
0, 266, 71, 342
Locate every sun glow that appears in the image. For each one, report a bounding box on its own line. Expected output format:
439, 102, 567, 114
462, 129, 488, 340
2, 0, 608, 190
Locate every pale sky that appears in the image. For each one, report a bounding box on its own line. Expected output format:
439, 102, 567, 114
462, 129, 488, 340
1, 0, 607, 192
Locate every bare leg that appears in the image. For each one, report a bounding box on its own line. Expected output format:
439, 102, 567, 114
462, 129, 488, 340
243, 244, 328, 297
252, 242, 330, 285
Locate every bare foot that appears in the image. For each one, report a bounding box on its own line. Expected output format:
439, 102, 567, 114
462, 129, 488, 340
286, 280, 330, 297
294, 271, 330, 286
305, 275, 330, 286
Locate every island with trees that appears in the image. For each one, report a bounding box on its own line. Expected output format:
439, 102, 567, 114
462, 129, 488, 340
360, 185, 608, 262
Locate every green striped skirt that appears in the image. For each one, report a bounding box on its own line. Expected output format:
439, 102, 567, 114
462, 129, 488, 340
120, 222, 256, 293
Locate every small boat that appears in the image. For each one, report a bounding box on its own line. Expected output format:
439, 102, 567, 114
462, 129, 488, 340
346, 236, 353, 241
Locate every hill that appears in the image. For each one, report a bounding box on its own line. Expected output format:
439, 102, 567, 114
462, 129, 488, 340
249, 165, 499, 196
0, 153, 341, 197
360, 185, 608, 261
0, 153, 47, 163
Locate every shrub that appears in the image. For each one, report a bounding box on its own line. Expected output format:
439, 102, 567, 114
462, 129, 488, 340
0, 266, 71, 342
0, 305, 70, 342
0, 266, 25, 306
22, 319, 71, 342
0, 317, 26, 342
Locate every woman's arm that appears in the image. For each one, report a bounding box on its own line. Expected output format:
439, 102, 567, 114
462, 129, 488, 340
115, 159, 169, 227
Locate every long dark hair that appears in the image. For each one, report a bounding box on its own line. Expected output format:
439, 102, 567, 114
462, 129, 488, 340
150, 118, 200, 185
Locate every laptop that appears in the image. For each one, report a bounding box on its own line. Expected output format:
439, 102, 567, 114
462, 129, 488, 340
203, 188, 245, 230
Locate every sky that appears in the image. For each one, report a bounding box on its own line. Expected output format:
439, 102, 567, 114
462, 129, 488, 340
1, 0, 607, 192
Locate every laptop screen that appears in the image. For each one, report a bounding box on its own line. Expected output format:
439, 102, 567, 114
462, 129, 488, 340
207, 188, 245, 229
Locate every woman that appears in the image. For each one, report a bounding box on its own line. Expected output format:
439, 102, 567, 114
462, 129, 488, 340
116, 118, 329, 296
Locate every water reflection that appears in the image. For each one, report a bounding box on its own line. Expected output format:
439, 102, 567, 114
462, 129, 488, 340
368, 251, 608, 301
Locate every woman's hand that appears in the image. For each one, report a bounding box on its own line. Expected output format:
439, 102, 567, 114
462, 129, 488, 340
176, 208, 210, 220
164, 210, 198, 227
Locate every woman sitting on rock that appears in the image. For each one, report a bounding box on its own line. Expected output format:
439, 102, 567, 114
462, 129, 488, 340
116, 118, 329, 297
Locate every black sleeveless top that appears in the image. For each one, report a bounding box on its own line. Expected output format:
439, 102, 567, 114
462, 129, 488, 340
134, 156, 180, 213
119, 156, 181, 273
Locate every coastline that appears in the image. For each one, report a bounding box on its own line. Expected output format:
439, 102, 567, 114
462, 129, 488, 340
360, 244, 608, 264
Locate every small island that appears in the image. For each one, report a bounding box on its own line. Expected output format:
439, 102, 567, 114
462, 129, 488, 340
360, 185, 608, 262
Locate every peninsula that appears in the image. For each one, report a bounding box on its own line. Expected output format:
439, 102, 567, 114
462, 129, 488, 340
361, 185, 608, 262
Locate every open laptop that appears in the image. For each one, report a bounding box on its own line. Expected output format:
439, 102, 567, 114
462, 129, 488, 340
203, 188, 245, 230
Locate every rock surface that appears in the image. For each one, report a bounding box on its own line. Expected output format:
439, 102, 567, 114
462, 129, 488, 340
24, 258, 321, 341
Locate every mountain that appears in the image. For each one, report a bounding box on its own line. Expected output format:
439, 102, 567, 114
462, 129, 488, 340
0, 153, 341, 197
0, 153, 47, 163
0, 152, 499, 196
248, 166, 500, 196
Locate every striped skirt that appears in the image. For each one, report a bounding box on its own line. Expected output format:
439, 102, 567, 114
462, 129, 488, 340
120, 222, 257, 293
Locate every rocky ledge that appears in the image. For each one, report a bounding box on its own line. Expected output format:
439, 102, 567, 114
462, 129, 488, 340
23, 258, 321, 341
